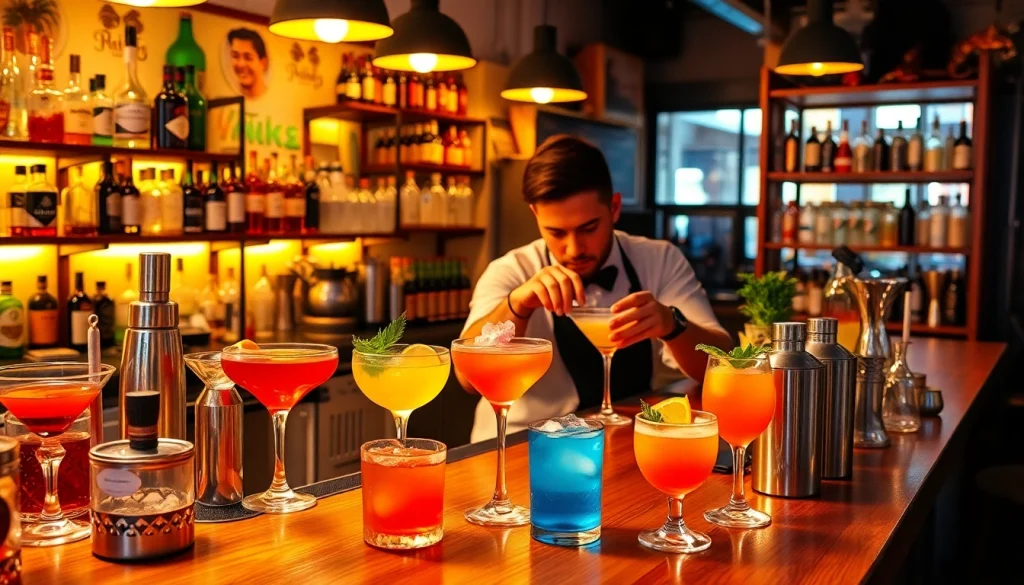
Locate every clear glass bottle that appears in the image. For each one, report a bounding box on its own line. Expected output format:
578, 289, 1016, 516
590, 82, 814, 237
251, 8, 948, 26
138, 168, 163, 236
947, 193, 970, 248
197, 270, 224, 336
61, 166, 97, 236
862, 202, 880, 245
798, 202, 816, 244
878, 203, 899, 247
831, 202, 848, 245
915, 197, 931, 247
374, 177, 389, 232
882, 341, 920, 433
943, 126, 956, 170
113, 26, 150, 149
427, 173, 446, 226
0, 25, 27, 141
91, 74, 113, 146
219, 267, 240, 343
459, 175, 474, 226
318, 163, 346, 234
846, 201, 864, 246
907, 117, 924, 171
929, 194, 949, 247
27, 35, 62, 144
250, 265, 275, 339
782, 200, 799, 244
24, 164, 58, 237
63, 54, 91, 145
381, 175, 397, 233
446, 175, 459, 226
924, 115, 943, 172
160, 169, 183, 235
115, 263, 137, 345
814, 202, 832, 244
400, 171, 420, 227
355, 177, 372, 232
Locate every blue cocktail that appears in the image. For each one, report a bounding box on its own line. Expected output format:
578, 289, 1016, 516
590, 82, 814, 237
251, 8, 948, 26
528, 415, 604, 546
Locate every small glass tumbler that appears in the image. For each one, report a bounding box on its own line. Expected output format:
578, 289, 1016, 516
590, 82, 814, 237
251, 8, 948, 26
882, 341, 920, 433
528, 417, 604, 546
6, 411, 91, 521
0, 437, 21, 584
361, 438, 446, 550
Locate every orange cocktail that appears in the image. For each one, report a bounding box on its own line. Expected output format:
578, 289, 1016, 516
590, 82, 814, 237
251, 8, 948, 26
634, 409, 718, 553
361, 439, 446, 550
569, 306, 630, 426
451, 336, 552, 527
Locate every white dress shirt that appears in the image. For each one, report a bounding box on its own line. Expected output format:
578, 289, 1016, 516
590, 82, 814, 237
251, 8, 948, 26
462, 231, 727, 442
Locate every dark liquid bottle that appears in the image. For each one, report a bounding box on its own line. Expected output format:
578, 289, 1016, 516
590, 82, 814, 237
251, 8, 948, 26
890, 121, 908, 171
96, 160, 122, 234
120, 163, 141, 235
67, 272, 94, 353
783, 120, 800, 173
944, 269, 966, 325
182, 160, 204, 233
804, 126, 821, 172
205, 161, 227, 233
155, 64, 189, 150
305, 158, 321, 234
898, 188, 916, 246
872, 128, 890, 171
225, 161, 245, 233
27, 275, 58, 349
820, 121, 836, 172
93, 281, 115, 349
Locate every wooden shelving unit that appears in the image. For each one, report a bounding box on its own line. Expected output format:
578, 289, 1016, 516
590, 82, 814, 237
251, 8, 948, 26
0, 139, 242, 163
756, 59, 992, 341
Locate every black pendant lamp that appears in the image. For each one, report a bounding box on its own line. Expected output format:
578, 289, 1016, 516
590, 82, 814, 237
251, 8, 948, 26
373, 0, 476, 73
269, 0, 392, 43
775, 0, 863, 76
502, 25, 587, 104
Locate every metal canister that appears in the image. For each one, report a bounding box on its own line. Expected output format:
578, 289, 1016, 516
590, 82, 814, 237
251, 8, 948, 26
854, 356, 890, 448
0, 438, 20, 583
184, 352, 244, 506
752, 322, 825, 498
805, 318, 857, 480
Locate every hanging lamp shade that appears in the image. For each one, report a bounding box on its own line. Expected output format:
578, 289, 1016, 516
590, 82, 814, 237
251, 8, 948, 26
269, 0, 392, 43
373, 0, 476, 73
105, 0, 207, 6
501, 25, 587, 104
775, 0, 863, 76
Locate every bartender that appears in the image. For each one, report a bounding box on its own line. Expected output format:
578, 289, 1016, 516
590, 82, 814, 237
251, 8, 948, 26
458, 135, 732, 442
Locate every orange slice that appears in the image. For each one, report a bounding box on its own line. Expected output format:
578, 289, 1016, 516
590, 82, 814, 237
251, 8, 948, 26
231, 339, 260, 351
652, 396, 693, 424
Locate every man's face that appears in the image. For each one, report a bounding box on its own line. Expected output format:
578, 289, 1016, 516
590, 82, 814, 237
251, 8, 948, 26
531, 191, 621, 279
230, 39, 266, 90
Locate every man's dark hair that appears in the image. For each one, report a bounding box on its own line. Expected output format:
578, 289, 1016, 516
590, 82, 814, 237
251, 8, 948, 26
228, 28, 268, 60
522, 134, 613, 205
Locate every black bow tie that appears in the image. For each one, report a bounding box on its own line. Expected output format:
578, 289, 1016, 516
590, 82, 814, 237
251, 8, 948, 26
583, 266, 618, 291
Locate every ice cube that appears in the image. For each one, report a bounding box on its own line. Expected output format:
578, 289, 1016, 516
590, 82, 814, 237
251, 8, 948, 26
474, 320, 516, 346
558, 450, 599, 478
558, 414, 588, 429
536, 420, 564, 434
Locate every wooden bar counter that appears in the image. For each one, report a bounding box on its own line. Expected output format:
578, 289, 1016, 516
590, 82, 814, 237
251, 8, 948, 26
23, 338, 1005, 584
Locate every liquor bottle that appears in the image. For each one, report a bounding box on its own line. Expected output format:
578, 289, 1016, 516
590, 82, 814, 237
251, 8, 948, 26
890, 121, 908, 171
113, 26, 151, 149
399, 170, 419, 227
334, 53, 348, 102
908, 265, 924, 324
155, 65, 189, 150
915, 197, 930, 247
160, 169, 184, 235
459, 257, 472, 318
425, 74, 438, 112
447, 75, 460, 114
138, 168, 162, 236
459, 175, 474, 225
382, 175, 397, 232
61, 166, 97, 236
182, 160, 204, 233
410, 73, 424, 109
219, 267, 241, 343
67, 272, 93, 353
91, 74, 113, 146
170, 258, 198, 320
264, 155, 285, 234
27, 275, 58, 349
204, 160, 227, 233
929, 194, 949, 247
27, 36, 62, 144
304, 157, 321, 234
182, 65, 206, 151
24, 164, 57, 237
21, 30, 37, 122
947, 193, 970, 248
781, 200, 798, 243
923, 116, 943, 172
820, 121, 836, 172
429, 121, 444, 165
8, 165, 27, 237
96, 161, 121, 234
283, 154, 305, 233
361, 59, 376, 103
224, 161, 245, 232
445, 176, 459, 226
437, 76, 449, 116
872, 128, 890, 171
436, 259, 450, 321
0, 26, 27, 141
953, 120, 972, 170
166, 12, 207, 91
429, 172, 447, 225
783, 120, 800, 172
382, 70, 397, 107
397, 72, 409, 109
834, 120, 852, 173
244, 150, 265, 234
443, 126, 461, 166
250, 265, 275, 339
115, 263, 138, 345
120, 161, 140, 235
93, 281, 115, 349
944, 269, 966, 325
0, 281, 24, 358
852, 120, 873, 172
943, 125, 956, 170
803, 126, 821, 172
898, 188, 916, 246
346, 56, 361, 101
63, 54, 91, 145
908, 117, 924, 171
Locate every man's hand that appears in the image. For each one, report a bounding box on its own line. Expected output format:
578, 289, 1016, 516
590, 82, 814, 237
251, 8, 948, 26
608, 292, 674, 349
508, 265, 586, 317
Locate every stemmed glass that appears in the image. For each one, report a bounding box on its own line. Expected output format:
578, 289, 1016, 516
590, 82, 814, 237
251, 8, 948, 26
221, 343, 338, 513
568, 306, 631, 425
701, 354, 774, 528
451, 337, 552, 526
0, 362, 115, 546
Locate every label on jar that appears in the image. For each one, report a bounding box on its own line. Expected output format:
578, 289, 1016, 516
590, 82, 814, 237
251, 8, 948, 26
114, 103, 151, 139
64, 102, 92, 135
25, 191, 58, 227
97, 468, 142, 497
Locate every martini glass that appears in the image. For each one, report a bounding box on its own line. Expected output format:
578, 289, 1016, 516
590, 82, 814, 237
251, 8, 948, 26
568, 306, 631, 426
221, 343, 338, 513
0, 362, 115, 546
451, 337, 552, 526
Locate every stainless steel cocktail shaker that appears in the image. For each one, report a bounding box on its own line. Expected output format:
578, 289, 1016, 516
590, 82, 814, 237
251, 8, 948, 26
119, 253, 186, 440
752, 322, 824, 498
805, 318, 857, 480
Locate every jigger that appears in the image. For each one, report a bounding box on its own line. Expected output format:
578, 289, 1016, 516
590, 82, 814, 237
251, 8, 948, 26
922, 270, 947, 328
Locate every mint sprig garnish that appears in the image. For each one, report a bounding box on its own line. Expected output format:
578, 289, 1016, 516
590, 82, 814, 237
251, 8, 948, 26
696, 343, 769, 368
353, 314, 406, 377
639, 399, 663, 423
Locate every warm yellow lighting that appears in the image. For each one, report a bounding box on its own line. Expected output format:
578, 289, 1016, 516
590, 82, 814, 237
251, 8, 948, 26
105, 0, 207, 7
529, 88, 554, 104
499, 87, 588, 104
309, 118, 342, 145
246, 241, 295, 254
774, 61, 864, 76
314, 19, 349, 43
269, 19, 392, 43
90, 243, 209, 258
0, 246, 50, 262
308, 242, 361, 267
409, 53, 439, 73
373, 53, 476, 73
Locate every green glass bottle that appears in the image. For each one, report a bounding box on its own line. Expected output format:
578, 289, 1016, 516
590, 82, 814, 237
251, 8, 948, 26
165, 13, 207, 91
0, 281, 25, 359
184, 65, 206, 151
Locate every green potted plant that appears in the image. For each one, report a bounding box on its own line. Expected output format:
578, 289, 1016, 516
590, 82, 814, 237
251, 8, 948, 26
736, 271, 797, 346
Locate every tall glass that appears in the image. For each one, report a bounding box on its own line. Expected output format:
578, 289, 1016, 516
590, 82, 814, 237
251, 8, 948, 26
221, 343, 338, 513
634, 410, 718, 553
352, 345, 451, 443
451, 337, 552, 526
0, 362, 115, 546
701, 355, 774, 528
361, 438, 446, 549
568, 306, 631, 426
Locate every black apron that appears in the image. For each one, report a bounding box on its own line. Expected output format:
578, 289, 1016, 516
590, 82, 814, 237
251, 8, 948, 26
547, 240, 655, 410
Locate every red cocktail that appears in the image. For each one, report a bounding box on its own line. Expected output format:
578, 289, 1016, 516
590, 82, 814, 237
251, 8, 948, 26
5, 412, 91, 520
221, 342, 338, 514
361, 439, 446, 549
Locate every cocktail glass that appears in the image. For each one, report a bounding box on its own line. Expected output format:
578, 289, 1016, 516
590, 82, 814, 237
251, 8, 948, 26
528, 416, 604, 546
451, 337, 552, 526
634, 410, 718, 553
5, 411, 91, 521
0, 362, 115, 546
568, 307, 631, 426
352, 345, 451, 443
221, 343, 338, 513
361, 438, 446, 549
701, 355, 774, 528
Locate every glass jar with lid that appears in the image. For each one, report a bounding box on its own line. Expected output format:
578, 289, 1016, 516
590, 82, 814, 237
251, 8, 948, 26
862, 201, 880, 245
846, 201, 864, 245
831, 202, 849, 246
878, 203, 899, 247
814, 202, 832, 244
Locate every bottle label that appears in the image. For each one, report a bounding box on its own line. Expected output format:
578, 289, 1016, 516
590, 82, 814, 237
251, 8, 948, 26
114, 103, 151, 138
28, 309, 57, 345
9, 192, 25, 228
0, 100, 9, 128
383, 83, 397, 106
184, 202, 204, 230
266, 191, 285, 218
122, 195, 140, 226
245, 192, 265, 213
141, 192, 162, 228
160, 193, 183, 232
953, 145, 972, 169
924, 149, 943, 172
227, 192, 245, 223
426, 89, 438, 111
834, 155, 852, 171
346, 81, 361, 100
96, 468, 141, 498
908, 142, 923, 168
784, 141, 798, 172
93, 106, 114, 137
362, 78, 375, 102
105, 191, 122, 218
70, 309, 90, 345
165, 110, 190, 141
25, 191, 58, 227
804, 144, 820, 168
206, 200, 227, 231
64, 103, 92, 135
285, 197, 306, 218
0, 303, 24, 349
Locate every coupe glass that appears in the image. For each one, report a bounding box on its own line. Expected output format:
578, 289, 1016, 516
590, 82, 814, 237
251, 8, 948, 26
568, 306, 631, 426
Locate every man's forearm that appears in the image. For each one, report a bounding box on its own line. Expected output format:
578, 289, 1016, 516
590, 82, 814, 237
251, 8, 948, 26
663, 323, 734, 383
455, 296, 532, 393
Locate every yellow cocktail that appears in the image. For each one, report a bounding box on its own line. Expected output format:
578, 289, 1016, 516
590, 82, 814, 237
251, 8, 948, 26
569, 306, 630, 426
353, 344, 451, 442
573, 316, 615, 354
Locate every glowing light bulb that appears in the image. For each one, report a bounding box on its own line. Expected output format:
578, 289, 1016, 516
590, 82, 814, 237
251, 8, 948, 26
409, 53, 439, 73
529, 87, 555, 104
314, 19, 349, 43
127, 0, 157, 6
810, 62, 825, 76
